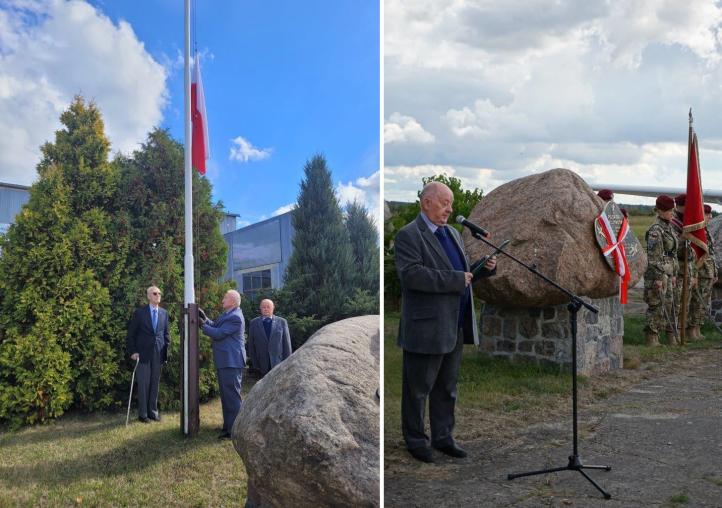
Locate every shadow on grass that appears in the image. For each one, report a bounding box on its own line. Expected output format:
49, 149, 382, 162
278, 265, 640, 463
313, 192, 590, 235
0, 423, 216, 487
0, 409, 150, 446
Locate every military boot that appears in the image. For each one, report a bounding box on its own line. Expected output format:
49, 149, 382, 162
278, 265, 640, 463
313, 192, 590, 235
667, 333, 679, 346
692, 326, 705, 340
645, 333, 660, 347
685, 327, 698, 341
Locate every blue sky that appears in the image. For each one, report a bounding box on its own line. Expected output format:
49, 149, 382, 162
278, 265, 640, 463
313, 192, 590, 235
0, 0, 380, 226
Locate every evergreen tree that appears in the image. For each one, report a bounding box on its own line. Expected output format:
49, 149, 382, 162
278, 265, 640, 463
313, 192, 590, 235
115, 129, 230, 405
0, 97, 125, 426
0, 102, 230, 427
283, 155, 354, 326
343, 201, 379, 315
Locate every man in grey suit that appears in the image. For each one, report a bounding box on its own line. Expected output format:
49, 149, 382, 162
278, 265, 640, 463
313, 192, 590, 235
248, 299, 292, 377
200, 289, 246, 439
395, 182, 497, 463
126, 285, 170, 423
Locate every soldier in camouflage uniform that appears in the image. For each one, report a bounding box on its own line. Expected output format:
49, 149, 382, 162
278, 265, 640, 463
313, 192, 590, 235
670, 194, 697, 343
687, 204, 718, 340
644, 195, 678, 347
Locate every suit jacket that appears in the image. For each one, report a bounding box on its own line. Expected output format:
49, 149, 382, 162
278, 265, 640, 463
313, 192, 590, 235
395, 214, 495, 355
248, 315, 292, 376
202, 307, 246, 369
126, 304, 170, 363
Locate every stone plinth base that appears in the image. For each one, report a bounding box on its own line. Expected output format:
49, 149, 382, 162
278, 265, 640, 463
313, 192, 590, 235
479, 296, 624, 376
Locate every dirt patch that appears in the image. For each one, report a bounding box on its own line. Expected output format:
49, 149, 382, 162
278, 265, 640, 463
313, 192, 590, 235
385, 345, 722, 507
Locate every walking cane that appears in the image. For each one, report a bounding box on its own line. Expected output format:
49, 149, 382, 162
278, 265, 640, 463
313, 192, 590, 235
126, 357, 139, 427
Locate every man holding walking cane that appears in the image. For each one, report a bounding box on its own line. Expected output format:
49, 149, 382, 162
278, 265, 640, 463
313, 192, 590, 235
126, 286, 170, 423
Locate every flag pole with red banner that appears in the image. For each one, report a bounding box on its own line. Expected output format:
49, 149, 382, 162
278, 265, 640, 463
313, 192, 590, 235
683, 109, 708, 265
679, 109, 708, 345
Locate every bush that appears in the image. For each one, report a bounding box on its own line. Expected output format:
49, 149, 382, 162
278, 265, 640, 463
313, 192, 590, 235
0, 328, 72, 428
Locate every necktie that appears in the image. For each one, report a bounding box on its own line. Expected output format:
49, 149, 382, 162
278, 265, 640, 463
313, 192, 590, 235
433, 225, 469, 327
152, 308, 158, 332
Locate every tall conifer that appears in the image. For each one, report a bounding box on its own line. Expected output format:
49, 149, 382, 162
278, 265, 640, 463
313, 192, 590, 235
0, 98, 123, 425
283, 155, 354, 321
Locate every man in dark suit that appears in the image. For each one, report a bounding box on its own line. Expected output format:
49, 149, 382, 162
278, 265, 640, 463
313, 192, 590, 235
200, 289, 246, 439
126, 285, 170, 423
248, 299, 292, 377
395, 182, 497, 463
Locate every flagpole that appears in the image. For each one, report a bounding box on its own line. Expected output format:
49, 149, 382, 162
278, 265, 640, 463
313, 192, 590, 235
183, 0, 194, 435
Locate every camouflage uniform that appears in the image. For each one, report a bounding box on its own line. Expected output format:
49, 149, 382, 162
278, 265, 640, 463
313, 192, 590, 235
688, 226, 717, 331
670, 213, 697, 337
644, 217, 678, 343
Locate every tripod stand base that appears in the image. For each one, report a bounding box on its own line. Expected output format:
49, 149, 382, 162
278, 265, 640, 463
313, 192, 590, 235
507, 454, 612, 499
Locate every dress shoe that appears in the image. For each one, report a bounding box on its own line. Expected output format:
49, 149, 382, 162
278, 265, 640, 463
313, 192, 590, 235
138, 417, 150, 423
218, 431, 232, 440
433, 442, 467, 458
408, 446, 434, 463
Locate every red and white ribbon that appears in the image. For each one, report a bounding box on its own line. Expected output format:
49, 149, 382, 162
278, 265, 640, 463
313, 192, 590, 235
597, 210, 630, 304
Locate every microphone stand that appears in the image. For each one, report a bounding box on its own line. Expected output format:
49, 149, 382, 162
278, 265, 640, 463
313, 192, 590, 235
466, 229, 612, 499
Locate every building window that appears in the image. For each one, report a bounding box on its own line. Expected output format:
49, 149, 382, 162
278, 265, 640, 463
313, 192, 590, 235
242, 269, 272, 301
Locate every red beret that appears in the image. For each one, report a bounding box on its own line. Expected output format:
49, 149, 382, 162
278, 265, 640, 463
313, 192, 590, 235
597, 189, 614, 201
675, 193, 686, 206
656, 195, 675, 211
704, 204, 712, 214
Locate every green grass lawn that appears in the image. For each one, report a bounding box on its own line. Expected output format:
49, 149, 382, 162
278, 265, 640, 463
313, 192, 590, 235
0, 398, 247, 507
623, 314, 722, 366
628, 213, 656, 244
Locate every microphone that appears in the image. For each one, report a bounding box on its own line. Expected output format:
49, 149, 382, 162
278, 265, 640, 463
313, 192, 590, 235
456, 215, 490, 238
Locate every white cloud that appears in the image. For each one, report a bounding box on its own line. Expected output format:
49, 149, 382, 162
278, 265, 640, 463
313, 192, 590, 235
336, 170, 381, 225
229, 136, 272, 163
272, 203, 295, 216
384, 112, 435, 144
0, 0, 168, 186
383, 164, 503, 202
385, 0, 722, 198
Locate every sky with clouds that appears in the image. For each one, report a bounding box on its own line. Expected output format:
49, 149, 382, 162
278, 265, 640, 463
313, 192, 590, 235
0, 0, 380, 227
384, 0, 722, 207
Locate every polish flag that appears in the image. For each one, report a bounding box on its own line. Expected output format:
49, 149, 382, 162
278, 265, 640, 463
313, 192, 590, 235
192, 53, 209, 175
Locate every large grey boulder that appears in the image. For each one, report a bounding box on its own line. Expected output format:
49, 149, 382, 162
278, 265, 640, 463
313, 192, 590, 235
465, 168, 646, 307
233, 315, 380, 508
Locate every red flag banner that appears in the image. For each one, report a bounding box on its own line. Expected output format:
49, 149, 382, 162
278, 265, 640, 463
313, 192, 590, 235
683, 121, 708, 266
191, 53, 209, 175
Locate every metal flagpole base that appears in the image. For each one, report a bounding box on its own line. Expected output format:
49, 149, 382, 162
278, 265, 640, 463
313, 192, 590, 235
508, 454, 612, 499
180, 303, 200, 436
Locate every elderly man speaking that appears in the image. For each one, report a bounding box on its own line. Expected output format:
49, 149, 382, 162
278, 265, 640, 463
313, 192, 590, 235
200, 289, 246, 439
395, 181, 497, 463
